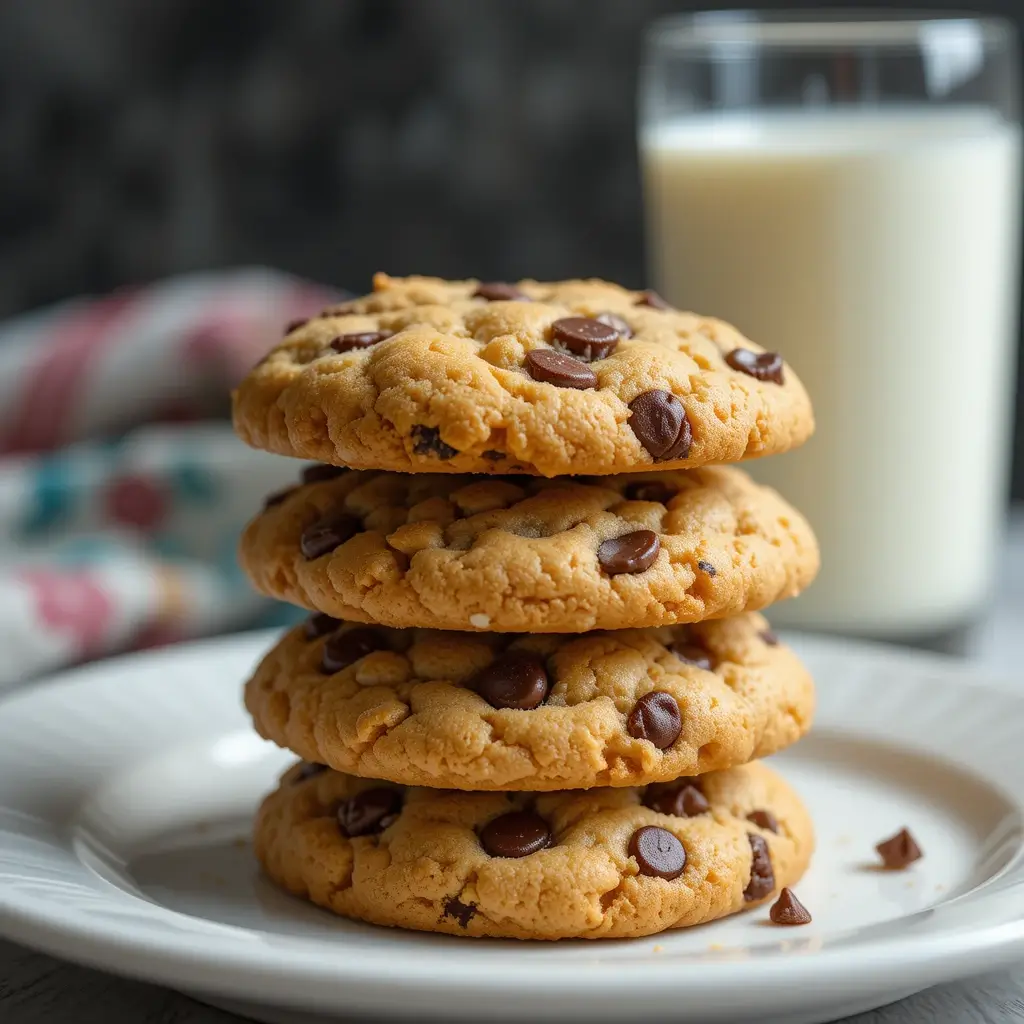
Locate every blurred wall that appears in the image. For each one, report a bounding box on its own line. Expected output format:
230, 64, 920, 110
1, 0, 1022, 496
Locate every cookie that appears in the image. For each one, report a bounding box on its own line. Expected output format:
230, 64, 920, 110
239, 465, 818, 633
232, 274, 814, 478
245, 612, 813, 790
254, 759, 813, 940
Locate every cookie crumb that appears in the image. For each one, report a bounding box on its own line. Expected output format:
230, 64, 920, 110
469, 614, 491, 629
875, 827, 923, 869
769, 887, 812, 926
653, 944, 664, 953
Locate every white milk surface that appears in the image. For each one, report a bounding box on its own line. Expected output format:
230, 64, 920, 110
642, 109, 1022, 634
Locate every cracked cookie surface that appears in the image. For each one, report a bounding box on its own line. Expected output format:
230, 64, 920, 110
232, 274, 814, 478
254, 759, 813, 940
245, 612, 813, 790
239, 465, 819, 633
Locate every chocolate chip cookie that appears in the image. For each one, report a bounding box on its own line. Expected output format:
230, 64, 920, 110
245, 611, 813, 791
232, 274, 814, 478
238, 465, 818, 633
254, 758, 812, 940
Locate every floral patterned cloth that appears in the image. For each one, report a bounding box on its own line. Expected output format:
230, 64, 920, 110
0, 268, 336, 687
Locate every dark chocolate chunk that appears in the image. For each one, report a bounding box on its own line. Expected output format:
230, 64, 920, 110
744, 833, 775, 901
411, 425, 459, 460
627, 692, 682, 749
747, 810, 780, 834
473, 651, 550, 710
875, 828, 923, 869
322, 627, 385, 674
629, 826, 686, 879
337, 787, 402, 838
480, 812, 552, 858
525, 349, 599, 390
330, 330, 392, 353
769, 887, 812, 925
474, 282, 530, 302
598, 530, 660, 575
300, 512, 361, 560
550, 316, 621, 360
725, 348, 785, 385
634, 290, 671, 310
645, 782, 710, 818
440, 894, 477, 927
628, 390, 692, 461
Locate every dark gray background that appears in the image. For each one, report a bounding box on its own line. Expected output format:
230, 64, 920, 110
1, 0, 1022, 495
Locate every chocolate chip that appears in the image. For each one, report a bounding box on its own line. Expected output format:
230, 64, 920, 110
480, 811, 552, 858
760, 629, 780, 647
627, 692, 682, 749
696, 559, 716, 576
875, 827, 923, 869
595, 312, 632, 339
264, 488, 294, 510
285, 317, 309, 334
770, 887, 812, 925
624, 481, 676, 504
550, 316, 621, 360
330, 330, 392, 353
628, 390, 692, 461
337, 787, 402, 838
301, 464, 347, 485
635, 290, 671, 310
441, 894, 477, 927
304, 612, 341, 640
670, 642, 715, 671
525, 349, 598, 390
322, 627, 385, 673
747, 810, 779, 834
473, 282, 530, 302
629, 826, 686, 879
473, 651, 550, 710
726, 348, 785, 385
294, 761, 328, 782
598, 530, 660, 575
482, 449, 504, 461
411, 425, 458, 460
744, 833, 775, 901
645, 782, 709, 818
300, 511, 361, 560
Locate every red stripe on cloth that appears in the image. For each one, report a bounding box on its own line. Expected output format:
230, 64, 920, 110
1, 291, 139, 454
17, 568, 116, 659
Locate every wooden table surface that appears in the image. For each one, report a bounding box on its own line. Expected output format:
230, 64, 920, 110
2, 519, 1022, 1024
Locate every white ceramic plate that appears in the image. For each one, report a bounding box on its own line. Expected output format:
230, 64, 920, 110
0, 631, 1022, 1024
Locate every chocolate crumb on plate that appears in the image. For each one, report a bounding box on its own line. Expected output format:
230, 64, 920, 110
769, 887, 812, 925
876, 827, 923, 869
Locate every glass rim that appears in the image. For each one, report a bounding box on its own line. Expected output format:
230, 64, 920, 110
647, 9, 1017, 50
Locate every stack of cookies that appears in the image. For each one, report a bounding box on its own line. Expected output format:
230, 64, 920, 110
232, 274, 820, 940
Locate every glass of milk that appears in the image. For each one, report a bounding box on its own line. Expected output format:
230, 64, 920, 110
640, 12, 1021, 652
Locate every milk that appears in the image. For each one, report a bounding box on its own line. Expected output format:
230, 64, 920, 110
642, 110, 1021, 637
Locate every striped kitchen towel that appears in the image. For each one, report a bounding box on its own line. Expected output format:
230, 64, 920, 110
0, 267, 337, 686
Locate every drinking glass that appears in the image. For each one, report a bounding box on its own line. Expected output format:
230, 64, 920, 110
639, 12, 1021, 651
